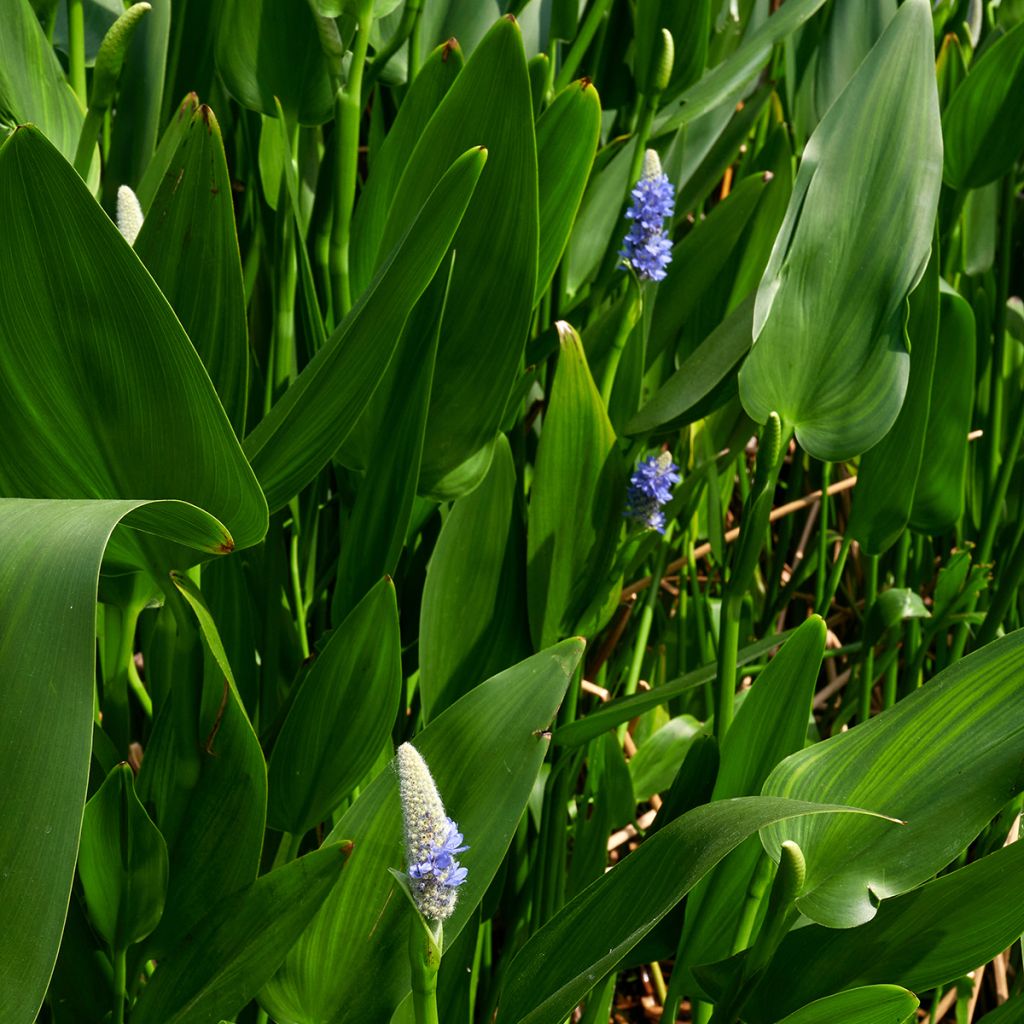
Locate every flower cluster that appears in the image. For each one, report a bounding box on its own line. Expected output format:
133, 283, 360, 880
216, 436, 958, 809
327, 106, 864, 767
619, 149, 675, 282
397, 743, 468, 922
625, 450, 680, 533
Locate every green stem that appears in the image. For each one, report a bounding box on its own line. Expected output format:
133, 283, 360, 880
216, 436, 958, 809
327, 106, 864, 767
976, 516, 1024, 647
715, 592, 742, 740
817, 533, 852, 617
409, 918, 441, 1024
626, 96, 657, 188
986, 173, 1015, 493
330, 6, 373, 321
365, 0, 424, 95
554, 0, 614, 91
112, 945, 127, 1024
67, 0, 87, 105
730, 850, 773, 953
579, 972, 617, 1024
73, 107, 104, 180
859, 555, 878, 724
599, 275, 639, 407
814, 462, 831, 613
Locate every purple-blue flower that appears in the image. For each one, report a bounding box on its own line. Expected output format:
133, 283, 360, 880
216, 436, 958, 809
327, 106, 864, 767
620, 150, 675, 282
626, 451, 681, 532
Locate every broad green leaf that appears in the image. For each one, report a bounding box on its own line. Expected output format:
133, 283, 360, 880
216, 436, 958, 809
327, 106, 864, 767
0, 126, 267, 552
0, 498, 237, 1024
133, 103, 249, 435
78, 763, 168, 951
268, 579, 402, 835
349, 39, 464, 302
676, 616, 826, 996
419, 435, 532, 721
52, 0, 122, 65
260, 639, 584, 1024
773, 987, 918, 1024
555, 629, 796, 748
139, 571, 268, 958
863, 587, 930, 647
762, 628, 1024, 928
535, 78, 601, 301
131, 844, 350, 1024
943, 21, 1024, 189
135, 91, 200, 209
0, 0, 84, 162
847, 248, 939, 554
709, 840, 1024, 1023
653, 0, 830, 136
910, 284, 976, 533
739, 0, 942, 460
214, 0, 333, 124
375, 16, 538, 491
630, 716, 703, 801
527, 321, 624, 649
331, 260, 449, 622
495, 797, 889, 1024
243, 146, 486, 511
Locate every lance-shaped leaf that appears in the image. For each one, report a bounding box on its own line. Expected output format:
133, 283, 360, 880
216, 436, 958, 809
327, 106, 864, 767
0, 498, 239, 1024
214, 0, 333, 124
535, 77, 601, 301
243, 146, 485, 511
942, 21, 1024, 190
134, 103, 249, 435
259, 640, 584, 1024
495, 798, 890, 1024
419, 435, 531, 721
78, 763, 169, 952
909, 284, 976, 533
268, 578, 402, 835
761, 628, 1024, 928
131, 844, 350, 1024
738, 0, 942, 460
0, 0, 84, 162
0, 125, 267, 551
772, 988, 918, 1024
374, 16, 538, 491
699, 839, 1024, 1023
527, 321, 624, 649
847, 248, 939, 554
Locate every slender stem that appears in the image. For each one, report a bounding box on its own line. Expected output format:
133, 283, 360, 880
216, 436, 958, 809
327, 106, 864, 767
579, 972, 617, 1024
730, 850, 773, 953
112, 945, 127, 1024
715, 592, 742, 740
626, 98, 657, 189
817, 533, 852, 617
330, 7, 373, 321
859, 555, 878, 724
365, 0, 424, 95
67, 0, 87, 105
599, 275, 639, 407
814, 462, 831, 612
73, 108, 104, 180
986, 173, 1015, 493
554, 0, 613, 91
976, 516, 1024, 647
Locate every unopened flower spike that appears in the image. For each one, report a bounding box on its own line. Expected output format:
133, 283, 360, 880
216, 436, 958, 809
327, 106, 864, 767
116, 185, 144, 246
397, 742, 468, 923
626, 450, 681, 533
619, 149, 675, 282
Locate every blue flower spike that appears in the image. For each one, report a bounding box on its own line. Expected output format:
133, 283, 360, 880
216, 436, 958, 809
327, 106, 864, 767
397, 742, 469, 922
626, 450, 681, 533
619, 149, 675, 282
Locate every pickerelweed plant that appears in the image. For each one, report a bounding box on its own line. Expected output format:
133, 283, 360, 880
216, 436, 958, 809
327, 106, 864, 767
1, 1, 1024, 1023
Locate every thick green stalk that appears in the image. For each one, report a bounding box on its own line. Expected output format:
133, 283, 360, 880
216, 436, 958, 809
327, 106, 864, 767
112, 945, 127, 1024
715, 592, 742, 740
67, 0, 87, 104
73, 108, 104, 179
553, 0, 614, 91
409, 918, 441, 1024
330, 7, 373, 321
599, 275, 640, 407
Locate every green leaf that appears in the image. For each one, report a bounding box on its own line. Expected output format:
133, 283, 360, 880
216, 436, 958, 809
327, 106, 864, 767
942, 21, 1024, 189
133, 103, 249, 435
863, 587, 930, 647
78, 763, 169, 951
259, 639, 584, 1024
555, 629, 797, 748
214, 0, 333, 124
414, 0, 504, 64
0, 126, 267, 553
268, 578, 402, 834
331, 259, 450, 622
535, 78, 601, 301
419, 435, 532, 721
630, 716, 704, 801
243, 146, 486, 511
711, 840, 1024, 1023
847, 247, 940, 554
131, 844, 350, 1024
910, 284, 977, 533
349, 39, 464, 302
772, 987, 918, 1024
527, 321, 624, 649
0, 498, 238, 1024
0, 0, 84, 162
653, 0, 830, 136
738, 0, 942, 460
762, 628, 1024, 928
495, 797, 890, 1024
375, 16, 538, 491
